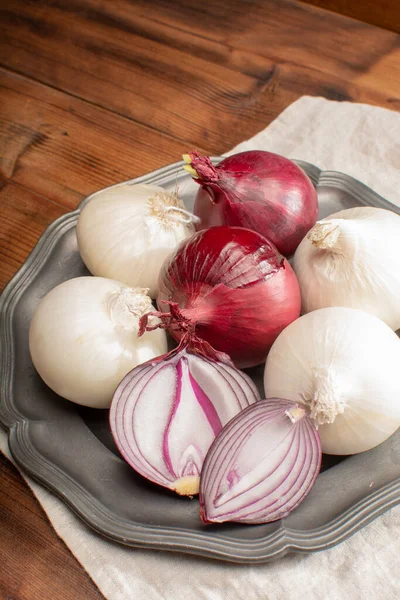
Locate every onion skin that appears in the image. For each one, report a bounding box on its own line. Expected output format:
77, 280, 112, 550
76, 183, 195, 298
109, 339, 260, 495
199, 399, 322, 525
28, 277, 167, 408
187, 151, 318, 257
293, 207, 400, 330
263, 307, 400, 455
156, 226, 301, 368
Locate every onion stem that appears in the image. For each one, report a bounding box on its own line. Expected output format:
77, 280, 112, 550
183, 164, 199, 178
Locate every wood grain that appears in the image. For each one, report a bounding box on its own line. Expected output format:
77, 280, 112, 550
1, 1, 400, 213
0, 1, 399, 599
0, 182, 67, 290
0, 0, 399, 162
300, 0, 400, 35
0, 453, 105, 600
0, 68, 190, 208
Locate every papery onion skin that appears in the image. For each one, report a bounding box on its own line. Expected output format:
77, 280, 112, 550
29, 277, 167, 408
109, 339, 260, 495
77, 183, 195, 298
199, 398, 321, 524
264, 307, 400, 455
156, 226, 301, 368
293, 207, 400, 330
186, 151, 318, 257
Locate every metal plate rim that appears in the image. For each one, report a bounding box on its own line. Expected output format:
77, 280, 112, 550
1, 158, 400, 563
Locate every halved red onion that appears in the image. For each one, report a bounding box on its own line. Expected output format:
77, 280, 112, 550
199, 398, 321, 524
109, 342, 260, 496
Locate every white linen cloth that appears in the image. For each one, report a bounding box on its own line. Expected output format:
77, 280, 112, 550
1, 96, 400, 600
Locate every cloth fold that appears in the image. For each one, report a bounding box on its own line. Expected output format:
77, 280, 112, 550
2, 96, 400, 600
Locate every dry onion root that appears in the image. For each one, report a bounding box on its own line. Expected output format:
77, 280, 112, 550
200, 399, 321, 524
293, 207, 400, 329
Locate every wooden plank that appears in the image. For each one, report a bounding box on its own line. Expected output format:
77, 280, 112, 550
0, 0, 270, 150
299, 0, 400, 35
0, 0, 399, 160
0, 2, 399, 599
0, 68, 190, 208
1, 38, 399, 211
0, 454, 105, 600
355, 46, 400, 101
122, 0, 399, 77
0, 181, 66, 290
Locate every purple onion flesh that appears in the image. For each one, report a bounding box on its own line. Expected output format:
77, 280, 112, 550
109, 348, 260, 496
199, 398, 322, 524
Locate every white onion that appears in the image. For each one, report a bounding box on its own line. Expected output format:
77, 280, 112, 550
293, 207, 400, 329
264, 307, 400, 455
29, 277, 167, 408
76, 183, 196, 298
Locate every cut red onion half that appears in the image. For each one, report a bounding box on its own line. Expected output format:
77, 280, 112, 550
109, 341, 260, 496
199, 398, 321, 524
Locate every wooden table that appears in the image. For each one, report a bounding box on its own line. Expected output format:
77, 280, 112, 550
1, 1, 399, 598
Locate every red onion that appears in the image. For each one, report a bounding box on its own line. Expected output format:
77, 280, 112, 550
145, 226, 301, 368
200, 398, 322, 524
109, 335, 260, 496
184, 150, 318, 256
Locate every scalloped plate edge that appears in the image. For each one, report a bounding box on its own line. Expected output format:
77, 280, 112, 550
1, 158, 400, 563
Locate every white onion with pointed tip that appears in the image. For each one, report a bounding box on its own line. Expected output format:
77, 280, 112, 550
29, 277, 167, 408
77, 183, 196, 298
293, 207, 400, 329
264, 307, 400, 455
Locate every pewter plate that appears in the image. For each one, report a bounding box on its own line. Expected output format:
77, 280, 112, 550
1, 159, 400, 563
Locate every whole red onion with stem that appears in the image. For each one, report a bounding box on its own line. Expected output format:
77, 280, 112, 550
140, 226, 301, 368
183, 150, 318, 256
